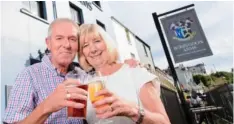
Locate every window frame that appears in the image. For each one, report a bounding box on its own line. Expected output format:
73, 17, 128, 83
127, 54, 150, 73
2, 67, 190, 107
21, 1, 47, 20
92, 1, 102, 11
130, 53, 135, 59
125, 29, 131, 45
96, 20, 106, 31
52, 1, 57, 19
20, 1, 48, 24
69, 2, 84, 25
143, 44, 148, 57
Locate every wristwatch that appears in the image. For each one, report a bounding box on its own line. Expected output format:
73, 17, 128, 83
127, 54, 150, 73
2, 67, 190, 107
136, 106, 145, 124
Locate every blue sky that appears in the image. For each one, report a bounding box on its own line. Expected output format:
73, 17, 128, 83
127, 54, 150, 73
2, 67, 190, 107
108, 1, 233, 73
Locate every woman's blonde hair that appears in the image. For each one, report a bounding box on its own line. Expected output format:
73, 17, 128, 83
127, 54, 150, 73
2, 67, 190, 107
78, 24, 119, 72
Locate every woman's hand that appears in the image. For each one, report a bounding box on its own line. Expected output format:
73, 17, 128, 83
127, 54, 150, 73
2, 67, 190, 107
92, 89, 139, 121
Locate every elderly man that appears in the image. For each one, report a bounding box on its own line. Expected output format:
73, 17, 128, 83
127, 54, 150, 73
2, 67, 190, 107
4, 18, 87, 124
4, 18, 137, 124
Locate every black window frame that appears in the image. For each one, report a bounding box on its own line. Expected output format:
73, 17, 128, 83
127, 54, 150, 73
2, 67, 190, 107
131, 53, 135, 59
39, 2, 47, 20
96, 20, 106, 31
69, 2, 84, 25
92, 1, 102, 11
93, 1, 101, 8
125, 29, 131, 45
22, 1, 47, 20
52, 1, 57, 19
143, 45, 148, 57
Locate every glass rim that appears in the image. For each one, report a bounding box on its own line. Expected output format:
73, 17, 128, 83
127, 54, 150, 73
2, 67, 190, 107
86, 78, 105, 84
65, 84, 88, 88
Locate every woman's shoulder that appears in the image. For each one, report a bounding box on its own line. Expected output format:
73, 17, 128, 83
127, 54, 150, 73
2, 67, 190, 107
113, 64, 156, 80
111, 63, 127, 74
123, 64, 149, 74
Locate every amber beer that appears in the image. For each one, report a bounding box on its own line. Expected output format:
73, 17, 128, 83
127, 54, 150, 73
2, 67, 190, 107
67, 84, 88, 118
88, 80, 109, 109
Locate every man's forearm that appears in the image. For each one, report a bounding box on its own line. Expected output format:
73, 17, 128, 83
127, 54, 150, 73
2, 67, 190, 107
17, 102, 52, 124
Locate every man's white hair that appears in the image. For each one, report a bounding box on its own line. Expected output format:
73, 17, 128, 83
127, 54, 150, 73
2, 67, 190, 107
47, 18, 79, 37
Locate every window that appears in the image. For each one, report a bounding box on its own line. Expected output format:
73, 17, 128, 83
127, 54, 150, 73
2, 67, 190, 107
70, 2, 84, 25
5, 85, 13, 108
22, 1, 47, 20
125, 29, 131, 45
131, 53, 135, 59
52, 1, 57, 19
79, 1, 92, 11
96, 20, 106, 31
93, 1, 101, 8
143, 45, 148, 57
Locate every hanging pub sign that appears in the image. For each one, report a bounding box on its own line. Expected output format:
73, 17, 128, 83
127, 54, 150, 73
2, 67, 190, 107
161, 9, 213, 63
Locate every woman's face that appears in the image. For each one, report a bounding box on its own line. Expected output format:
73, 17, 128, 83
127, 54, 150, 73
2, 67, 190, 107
81, 33, 109, 68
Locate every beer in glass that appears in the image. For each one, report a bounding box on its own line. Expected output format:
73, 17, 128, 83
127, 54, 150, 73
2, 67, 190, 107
67, 84, 88, 119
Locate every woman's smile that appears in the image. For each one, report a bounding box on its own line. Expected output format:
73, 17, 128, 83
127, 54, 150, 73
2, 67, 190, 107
90, 51, 102, 59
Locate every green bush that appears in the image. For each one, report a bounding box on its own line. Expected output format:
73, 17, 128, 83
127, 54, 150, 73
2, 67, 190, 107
193, 71, 233, 87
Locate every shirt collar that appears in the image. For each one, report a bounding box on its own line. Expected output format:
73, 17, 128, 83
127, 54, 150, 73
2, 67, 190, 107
41, 54, 76, 77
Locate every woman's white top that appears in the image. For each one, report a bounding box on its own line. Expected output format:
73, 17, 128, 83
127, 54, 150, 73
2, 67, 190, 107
86, 64, 160, 124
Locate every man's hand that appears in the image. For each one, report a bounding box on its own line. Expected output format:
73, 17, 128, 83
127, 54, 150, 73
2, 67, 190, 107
16, 79, 88, 124
42, 79, 88, 114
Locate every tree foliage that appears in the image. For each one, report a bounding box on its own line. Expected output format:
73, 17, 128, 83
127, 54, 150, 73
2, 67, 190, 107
211, 71, 233, 84
193, 71, 233, 87
193, 75, 202, 85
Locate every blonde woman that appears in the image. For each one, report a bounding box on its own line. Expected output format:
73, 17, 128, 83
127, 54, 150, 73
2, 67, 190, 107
78, 24, 170, 124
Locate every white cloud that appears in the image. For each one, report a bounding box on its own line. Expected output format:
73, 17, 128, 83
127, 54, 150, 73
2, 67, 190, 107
210, 36, 233, 57
108, 1, 192, 39
154, 56, 168, 70
197, 2, 233, 30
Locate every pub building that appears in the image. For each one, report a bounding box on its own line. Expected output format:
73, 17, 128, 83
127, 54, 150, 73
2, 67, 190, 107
1, 1, 156, 121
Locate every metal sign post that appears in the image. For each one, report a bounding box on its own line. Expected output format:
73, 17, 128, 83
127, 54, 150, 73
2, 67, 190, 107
152, 4, 197, 124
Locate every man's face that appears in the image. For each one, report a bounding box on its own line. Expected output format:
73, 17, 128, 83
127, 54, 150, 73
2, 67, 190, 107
46, 22, 78, 67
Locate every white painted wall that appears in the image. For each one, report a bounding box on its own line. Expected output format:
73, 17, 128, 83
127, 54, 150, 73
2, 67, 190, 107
111, 19, 140, 62
1, 1, 115, 121
135, 38, 155, 72
1, 1, 50, 121
188, 65, 206, 75
111, 18, 155, 72
1, 2, 156, 122
175, 67, 194, 90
